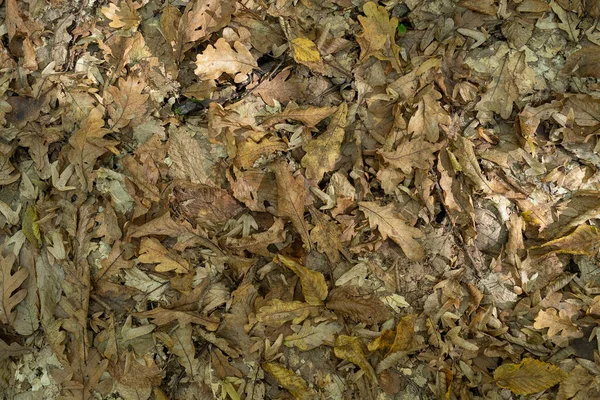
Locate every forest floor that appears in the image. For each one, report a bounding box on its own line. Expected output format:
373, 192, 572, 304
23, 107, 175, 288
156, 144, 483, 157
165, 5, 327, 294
2, 0, 600, 399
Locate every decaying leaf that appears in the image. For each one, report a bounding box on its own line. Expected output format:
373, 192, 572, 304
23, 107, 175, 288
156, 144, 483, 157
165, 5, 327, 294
326, 285, 392, 324
301, 102, 347, 182
256, 299, 317, 327
494, 358, 568, 395
0, 253, 29, 326
106, 76, 149, 130
275, 255, 328, 305
359, 202, 424, 261
138, 237, 190, 274
21, 204, 41, 248
380, 136, 442, 174
262, 362, 316, 400
356, 1, 402, 71
284, 321, 342, 351
334, 335, 377, 382
536, 225, 600, 257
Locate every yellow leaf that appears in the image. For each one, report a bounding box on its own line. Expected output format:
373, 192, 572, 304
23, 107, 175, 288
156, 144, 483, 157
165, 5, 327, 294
22, 205, 41, 248
275, 255, 328, 305
301, 102, 347, 182
367, 329, 395, 352
334, 335, 377, 382
291, 37, 321, 63
138, 237, 190, 274
359, 202, 424, 261
101, 0, 141, 30
537, 225, 600, 256
262, 362, 315, 400
388, 314, 416, 354
256, 299, 315, 327
493, 358, 568, 395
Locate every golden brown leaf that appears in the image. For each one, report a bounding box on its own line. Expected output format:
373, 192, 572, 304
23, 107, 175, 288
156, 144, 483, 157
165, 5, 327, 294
533, 308, 583, 339
22, 205, 41, 248
106, 76, 149, 130
235, 137, 286, 170
494, 358, 568, 395
138, 238, 190, 274
380, 136, 442, 174
273, 161, 312, 249
301, 102, 347, 182
356, 1, 401, 71
334, 335, 377, 382
101, 0, 141, 30
0, 253, 29, 326
359, 202, 424, 261
256, 299, 316, 327
262, 362, 316, 400
326, 285, 392, 324
194, 38, 257, 83
388, 314, 416, 354
536, 225, 600, 257
275, 255, 328, 305
309, 211, 342, 263
263, 103, 337, 128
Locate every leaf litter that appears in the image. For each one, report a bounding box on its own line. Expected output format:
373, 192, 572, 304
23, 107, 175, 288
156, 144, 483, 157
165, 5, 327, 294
1, 0, 600, 398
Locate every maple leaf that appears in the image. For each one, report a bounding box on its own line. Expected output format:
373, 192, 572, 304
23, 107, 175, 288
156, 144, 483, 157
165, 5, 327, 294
533, 308, 583, 339
275, 255, 328, 306
494, 358, 568, 395
0, 253, 28, 326
194, 39, 257, 83
356, 1, 402, 72
380, 136, 442, 174
359, 202, 425, 261
301, 102, 347, 182
273, 161, 312, 249
106, 76, 149, 130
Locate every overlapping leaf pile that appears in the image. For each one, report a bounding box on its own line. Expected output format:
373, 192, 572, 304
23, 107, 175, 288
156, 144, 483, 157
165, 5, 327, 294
2, 0, 600, 398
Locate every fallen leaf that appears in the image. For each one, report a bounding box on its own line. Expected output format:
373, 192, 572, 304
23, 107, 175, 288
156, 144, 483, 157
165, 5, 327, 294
536, 224, 600, 257
275, 255, 328, 305
194, 39, 257, 83
262, 362, 315, 400
334, 335, 377, 382
494, 358, 568, 395
0, 252, 29, 326
380, 136, 442, 174
101, 0, 140, 30
359, 202, 424, 261
256, 299, 316, 327
284, 321, 342, 351
106, 76, 149, 130
356, 1, 402, 71
533, 308, 583, 339
301, 102, 347, 182
326, 285, 392, 324
138, 237, 190, 274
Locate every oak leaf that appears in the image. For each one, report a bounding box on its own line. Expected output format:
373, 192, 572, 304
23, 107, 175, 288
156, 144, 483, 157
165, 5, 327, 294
356, 1, 402, 71
334, 335, 377, 382
359, 202, 424, 261
301, 102, 347, 182
494, 358, 568, 395
262, 362, 316, 400
194, 39, 257, 83
380, 136, 442, 174
138, 237, 190, 274
225, 218, 286, 257
533, 308, 583, 339
235, 136, 286, 169
0, 253, 28, 326
275, 255, 328, 306
101, 0, 141, 30
407, 86, 450, 142
273, 162, 312, 249
137, 307, 219, 331
106, 76, 149, 130
291, 37, 321, 63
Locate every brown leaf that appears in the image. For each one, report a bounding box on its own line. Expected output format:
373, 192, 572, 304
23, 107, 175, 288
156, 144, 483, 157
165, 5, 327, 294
235, 136, 286, 169
263, 103, 337, 128
309, 210, 342, 263
194, 38, 257, 83
0, 253, 28, 326
254, 68, 301, 106
359, 202, 424, 261
380, 136, 442, 174
256, 299, 317, 327
494, 358, 568, 395
106, 76, 149, 130
284, 321, 342, 351
301, 102, 347, 182
275, 255, 328, 306
101, 0, 141, 30
326, 285, 392, 324
225, 218, 286, 257
536, 224, 600, 257
137, 307, 219, 331
533, 308, 583, 339
356, 1, 402, 72
273, 161, 312, 249
407, 86, 450, 142
138, 238, 190, 274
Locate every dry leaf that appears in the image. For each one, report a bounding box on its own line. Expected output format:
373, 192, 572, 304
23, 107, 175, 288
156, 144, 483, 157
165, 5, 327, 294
310, 210, 342, 263
194, 39, 257, 83
380, 136, 442, 174
22, 204, 41, 248
407, 87, 450, 143
273, 162, 312, 249
291, 37, 321, 63
284, 321, 342, 351
138, 237, 190, 274
326, 285, 392, 324
533, 308, 583, 339
0, 253, 28, 326
262, 362, 315, 400
256, 299, 317, 327
301, 102, 347, 182
356, 1, 402, 71
334, 335, 377, 382
106, 76, 149, 130
388, 314, 416, 354
235, 137, 286, 169
494, 358, 568, 395
254, 69, 301, 106
275, 255, 328, 305
101, 0, 140, 30
536, 225, 600, 256
263, 103, 337, 128
359, 202, 424, 261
